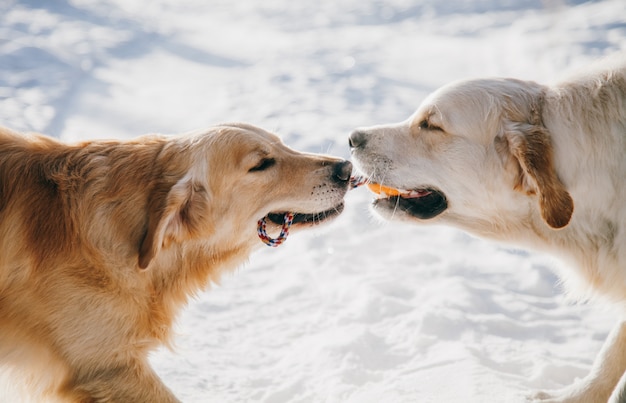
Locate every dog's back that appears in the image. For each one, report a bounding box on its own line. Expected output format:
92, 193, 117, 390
0, 129, 181, 400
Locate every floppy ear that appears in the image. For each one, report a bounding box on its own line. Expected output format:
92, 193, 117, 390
500, 123, 573, 229
138, 176, 210, 269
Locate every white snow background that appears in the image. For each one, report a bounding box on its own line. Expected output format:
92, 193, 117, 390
1, 0, 626, 402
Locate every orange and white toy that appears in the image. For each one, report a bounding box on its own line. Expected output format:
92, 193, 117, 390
366, 183, 403, 197
350, 176, 433, 199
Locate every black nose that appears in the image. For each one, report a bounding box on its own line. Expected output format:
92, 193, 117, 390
348, 130, 368, 149
332, 160, 353, 182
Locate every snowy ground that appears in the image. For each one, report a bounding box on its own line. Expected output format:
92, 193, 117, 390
1, 0, 625, 402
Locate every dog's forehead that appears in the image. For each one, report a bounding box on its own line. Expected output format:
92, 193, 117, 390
242, 130, 288, 156
413, 79, 505, 140
413, 83, 466, 122
210, 125, 285, 151
426, 78, 535, 109
425, 81, 485, 110
251, 128, 284, 147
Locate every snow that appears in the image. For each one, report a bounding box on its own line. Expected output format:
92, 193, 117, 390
1, 0, 625, 402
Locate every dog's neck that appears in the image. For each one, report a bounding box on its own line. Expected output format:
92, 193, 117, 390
140, 239, 255, 344
446, 196, 624, 302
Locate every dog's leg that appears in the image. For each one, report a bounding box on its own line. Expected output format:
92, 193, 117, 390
62, 360, 181, 403
532, 320, 626, 403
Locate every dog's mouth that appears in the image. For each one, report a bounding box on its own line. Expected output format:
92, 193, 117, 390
266, 203, 345, 227
367, 183, 447, 220
257, 203, 346, 247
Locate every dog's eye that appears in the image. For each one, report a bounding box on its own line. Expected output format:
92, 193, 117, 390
249, 158, 276, 172
418, 120, 442, 131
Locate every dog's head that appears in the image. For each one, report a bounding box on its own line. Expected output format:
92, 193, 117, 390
138, 123, 351, 268
349, 78, 573, 237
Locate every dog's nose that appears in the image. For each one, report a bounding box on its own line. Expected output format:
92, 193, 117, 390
332, 160, 353, 182
348, 130, 368, 149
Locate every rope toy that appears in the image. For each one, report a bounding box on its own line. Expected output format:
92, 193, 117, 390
350, 175, 368, 189
257, 212, 294, 247
256, 176, 367, 247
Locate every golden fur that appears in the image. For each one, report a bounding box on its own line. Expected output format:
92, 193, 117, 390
0, 123, 351, 402
349, 55, 626, 402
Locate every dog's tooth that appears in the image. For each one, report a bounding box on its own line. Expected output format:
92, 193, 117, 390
401, 189, 432, 199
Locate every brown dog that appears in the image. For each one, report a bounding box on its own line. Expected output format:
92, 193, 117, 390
0, 123, 351, 402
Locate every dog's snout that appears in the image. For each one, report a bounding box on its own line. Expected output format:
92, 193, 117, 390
332, 160, 353, 182
348, 130, 368, 150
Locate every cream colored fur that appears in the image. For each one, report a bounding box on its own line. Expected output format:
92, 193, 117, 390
350, 55, 626, 402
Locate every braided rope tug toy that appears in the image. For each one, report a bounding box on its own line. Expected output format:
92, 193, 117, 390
257, 212, 294, 247
257, 175, 367, 247
349, 175, 367, 189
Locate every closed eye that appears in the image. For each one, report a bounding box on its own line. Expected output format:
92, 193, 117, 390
418, 119, 442, 131
249, 158, 276, 172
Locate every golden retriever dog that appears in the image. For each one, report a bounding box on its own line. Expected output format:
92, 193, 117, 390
0, 122, 352, 402
349, 55, 626, 403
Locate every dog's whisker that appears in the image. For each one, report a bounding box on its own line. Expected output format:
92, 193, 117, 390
347, 56, 626, 402
2, 121, 353, 402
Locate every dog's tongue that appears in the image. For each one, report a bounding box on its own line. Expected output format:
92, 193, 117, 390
257, 212, 294, 247
399, 189, 433, 198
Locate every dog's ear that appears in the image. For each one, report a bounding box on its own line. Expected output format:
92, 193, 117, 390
498, 123, 573, 229
138, 176, 210, 269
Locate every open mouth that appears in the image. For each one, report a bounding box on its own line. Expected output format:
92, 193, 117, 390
267, 203, 345, 226
367, 183, 447, 220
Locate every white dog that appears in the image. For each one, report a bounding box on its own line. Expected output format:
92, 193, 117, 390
349, 55, 626, 403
